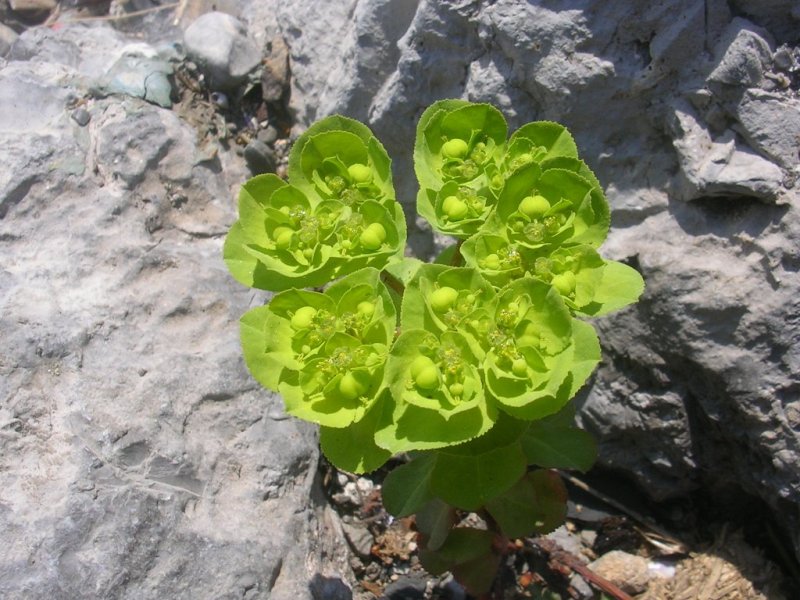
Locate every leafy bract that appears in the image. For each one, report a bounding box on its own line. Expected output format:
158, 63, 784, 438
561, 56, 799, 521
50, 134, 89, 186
414, 100, 507, 193
376, 329, 496, 453
319, 397, 392, 473
577, 259, 645, 316
495, 165, 609, 251
239, 268, 396, 429
225, 119, 406, 292
288, 115, 395, 207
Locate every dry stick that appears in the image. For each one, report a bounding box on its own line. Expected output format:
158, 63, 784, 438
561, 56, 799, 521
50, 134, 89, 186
532, 537, 635, 600
53, 2, 181, 24
560, 471, 687, 552
173, 0, 190, 25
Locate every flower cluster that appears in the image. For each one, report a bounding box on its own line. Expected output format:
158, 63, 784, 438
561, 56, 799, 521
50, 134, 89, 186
224, 116, 406, 292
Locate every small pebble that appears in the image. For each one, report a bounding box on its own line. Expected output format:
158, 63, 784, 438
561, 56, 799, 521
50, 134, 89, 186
257, 125, 279, 145
244, 140, 276, 174
210, 91, 229, 110
71, 108, 90, 126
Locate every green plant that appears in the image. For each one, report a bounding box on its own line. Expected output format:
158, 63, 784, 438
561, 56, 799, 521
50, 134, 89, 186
224, 100, 644, 596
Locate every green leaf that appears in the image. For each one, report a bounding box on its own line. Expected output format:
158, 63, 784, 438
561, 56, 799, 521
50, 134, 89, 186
508, 121, 578, 163
288, 115, 395, 206
239, 173, 288, 210
414, 99, 471, 191
485, 470, 568, 538
415, 498, 457, 551
319, 399, 392, 474
381, 453, 437, 517
430, 441, 527, 511
540, 156, 601, 189
580, 259, 645, 316
520, 424, 597, 471
240, 305, 291, 391
383, 256, 424, 287
414, 99, 507, 193
419, 528, 501, 596
375, 389, 497, 453
419, 527, 495, 574
560, 319, 600, 401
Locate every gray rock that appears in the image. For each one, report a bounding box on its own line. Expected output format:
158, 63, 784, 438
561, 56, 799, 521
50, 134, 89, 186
733, 89, 800, 170
728, 0, 800, 43
0, 23, 18, 58
97, 50, 174, 108
183, 12, 261, 90
341, 522, 374, 559
669, 103, 784, 202
383, 575, 428, 599
244, 139, 277, 175
71, 107, 90, 126
707, 18, 773, 87
257, 124, 279, 145
0, 27, 350, 600
261, 35, 289, 103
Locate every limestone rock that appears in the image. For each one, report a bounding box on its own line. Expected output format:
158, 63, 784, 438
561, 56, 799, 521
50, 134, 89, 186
96, 49, 174, 108
0, 24, 346, 600
707, 19, 773, 87
183, 12, 261, 90
0, 23, 18, 58
669, 102, 784, 202
733, 89, 800, 171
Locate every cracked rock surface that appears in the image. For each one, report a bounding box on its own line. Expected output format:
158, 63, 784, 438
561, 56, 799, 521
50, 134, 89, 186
0, 24, 350, 600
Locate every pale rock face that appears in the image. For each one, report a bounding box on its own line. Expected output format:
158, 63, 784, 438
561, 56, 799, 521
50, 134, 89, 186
0, 27, 350, 600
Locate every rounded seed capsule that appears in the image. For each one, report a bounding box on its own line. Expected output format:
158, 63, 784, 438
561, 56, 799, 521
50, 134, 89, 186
430, 286, 459, 311
512, 358, 528, 377
514, 152, 533, 167
441, 138, 469, 159
552, 271, 577, 295
449, 382, 464, 397
273, 226, 294, 250
338, 371, 367, 400
482, 253, 501, 270
359, 223, 387, 250
347, 163, 372, 183
519, 195, 551, 217
442, 196, 469, 220
356, 301, 375, 318
410, 355, 436, 379
290, 306, 317, 330
414, 364, 440, 390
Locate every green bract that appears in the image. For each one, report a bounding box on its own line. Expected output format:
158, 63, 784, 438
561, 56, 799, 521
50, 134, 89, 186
224, 101, 646, 596
239, 268, 396, 429
225, 116, 406, 292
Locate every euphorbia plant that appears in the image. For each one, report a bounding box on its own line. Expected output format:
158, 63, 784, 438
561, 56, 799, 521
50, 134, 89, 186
224, 100, 644, 596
